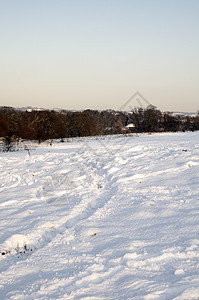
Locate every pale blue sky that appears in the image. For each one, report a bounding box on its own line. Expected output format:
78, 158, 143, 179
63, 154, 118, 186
1, 0, 199, 112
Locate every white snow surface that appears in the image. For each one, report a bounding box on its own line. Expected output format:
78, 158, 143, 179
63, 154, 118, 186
0, 132, 199, 299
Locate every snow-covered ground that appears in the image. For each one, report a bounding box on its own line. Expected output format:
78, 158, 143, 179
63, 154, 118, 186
0, 132, 199, 300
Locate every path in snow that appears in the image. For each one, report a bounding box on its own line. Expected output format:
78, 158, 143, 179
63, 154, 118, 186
0, 132, 199, 299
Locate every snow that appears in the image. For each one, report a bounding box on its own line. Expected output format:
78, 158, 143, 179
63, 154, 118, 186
0, 131, 199, 299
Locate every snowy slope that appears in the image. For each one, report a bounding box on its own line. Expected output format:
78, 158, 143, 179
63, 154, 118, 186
0, 132, 199, 299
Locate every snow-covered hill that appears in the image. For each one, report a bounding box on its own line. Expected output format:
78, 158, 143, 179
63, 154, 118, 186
0, 132, 199, 299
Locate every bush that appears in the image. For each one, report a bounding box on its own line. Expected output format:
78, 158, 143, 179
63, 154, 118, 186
3, 135, 17, 152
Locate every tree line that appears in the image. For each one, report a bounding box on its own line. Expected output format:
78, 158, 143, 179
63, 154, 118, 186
0, 106, 199, 144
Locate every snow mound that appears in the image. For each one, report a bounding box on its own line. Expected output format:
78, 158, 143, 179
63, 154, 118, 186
1, 234, 33, 256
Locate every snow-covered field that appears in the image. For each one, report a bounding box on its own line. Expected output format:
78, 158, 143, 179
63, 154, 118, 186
0, 132, 199, 300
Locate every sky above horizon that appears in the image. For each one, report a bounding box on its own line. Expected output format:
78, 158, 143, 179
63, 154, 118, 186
1, 0, 199, 112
